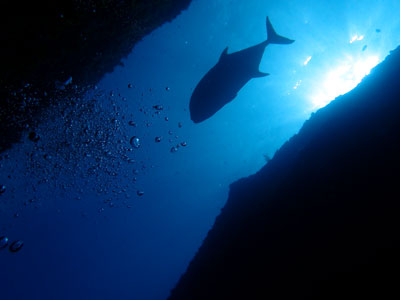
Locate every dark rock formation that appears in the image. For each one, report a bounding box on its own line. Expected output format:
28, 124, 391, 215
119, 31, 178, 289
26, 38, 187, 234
168, 46, 400, 299
0, 0, 191, 152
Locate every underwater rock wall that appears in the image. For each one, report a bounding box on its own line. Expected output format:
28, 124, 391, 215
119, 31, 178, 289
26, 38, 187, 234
0, 0, 191, 152
168, 46, 400, 299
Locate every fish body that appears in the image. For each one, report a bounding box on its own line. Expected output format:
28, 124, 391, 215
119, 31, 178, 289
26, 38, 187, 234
190, 17, 294, 123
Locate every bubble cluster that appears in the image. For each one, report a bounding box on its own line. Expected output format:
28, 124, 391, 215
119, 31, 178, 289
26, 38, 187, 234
0, 79, 189, 232
0, 236, 23, 253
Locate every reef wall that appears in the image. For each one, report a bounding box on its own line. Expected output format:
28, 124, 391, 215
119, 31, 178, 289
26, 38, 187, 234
0, 0, 191, 152
168, 46, 400, 299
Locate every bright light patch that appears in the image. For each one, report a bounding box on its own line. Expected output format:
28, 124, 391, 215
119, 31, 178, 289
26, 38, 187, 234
349, 34, 364, 43
310, 55, 379, 109
293, 80, 302, 89
303, 56, 312, 65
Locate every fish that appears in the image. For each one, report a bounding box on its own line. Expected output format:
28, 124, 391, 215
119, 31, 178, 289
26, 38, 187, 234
189, 17, 294, 123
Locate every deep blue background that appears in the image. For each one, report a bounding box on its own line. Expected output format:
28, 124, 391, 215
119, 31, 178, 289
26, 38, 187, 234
1, 0, 400, 299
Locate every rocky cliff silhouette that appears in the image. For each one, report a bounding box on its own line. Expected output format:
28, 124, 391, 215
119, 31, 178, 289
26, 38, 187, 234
168, 46, 400, 299
0, 0, 191, 152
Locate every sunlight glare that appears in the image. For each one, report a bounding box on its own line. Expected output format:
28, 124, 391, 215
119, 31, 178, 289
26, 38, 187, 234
304, 56, 312, 65
310, 55, 379, 109
349, 34, 364, 43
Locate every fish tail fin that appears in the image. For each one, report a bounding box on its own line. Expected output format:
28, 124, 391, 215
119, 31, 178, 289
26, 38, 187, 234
266, 16, 295, 45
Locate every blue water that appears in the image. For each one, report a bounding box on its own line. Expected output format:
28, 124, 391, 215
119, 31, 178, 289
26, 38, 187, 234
1, 0, 399, 299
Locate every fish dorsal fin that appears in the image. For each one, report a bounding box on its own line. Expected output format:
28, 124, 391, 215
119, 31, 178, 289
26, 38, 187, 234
253, 71, 270, 78
219, 47, 229, 61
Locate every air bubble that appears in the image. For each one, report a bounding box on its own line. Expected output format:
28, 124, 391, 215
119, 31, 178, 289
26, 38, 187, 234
130, 136, 140, 148
0, 236, 8, 249
28, 131, 40, 142
9, 240, 23, 253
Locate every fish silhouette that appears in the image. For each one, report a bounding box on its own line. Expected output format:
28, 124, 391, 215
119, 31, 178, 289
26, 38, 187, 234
190, 17, 294, 123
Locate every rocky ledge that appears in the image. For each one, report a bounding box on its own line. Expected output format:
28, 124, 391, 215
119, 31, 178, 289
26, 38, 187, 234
0, 0, 191, 152
168, 46, 400, 299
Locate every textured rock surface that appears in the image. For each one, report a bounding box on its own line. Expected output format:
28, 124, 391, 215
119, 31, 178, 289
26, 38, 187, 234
168, 46, 400, 299
0, 0, 191, 152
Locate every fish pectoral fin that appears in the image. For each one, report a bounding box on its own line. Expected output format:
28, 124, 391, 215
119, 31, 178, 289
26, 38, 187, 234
253, 71, 270, 78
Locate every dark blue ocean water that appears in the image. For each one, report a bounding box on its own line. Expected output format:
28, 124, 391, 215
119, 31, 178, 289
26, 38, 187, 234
1, 1, 399, 299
